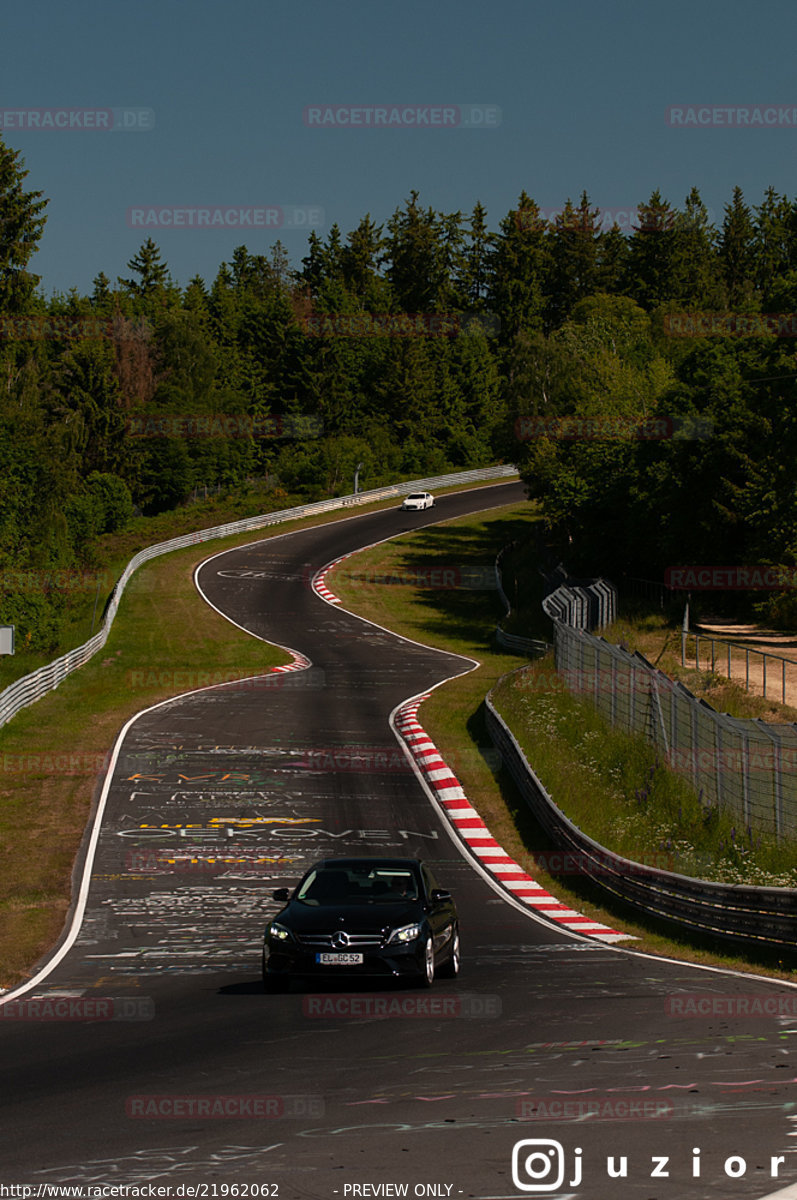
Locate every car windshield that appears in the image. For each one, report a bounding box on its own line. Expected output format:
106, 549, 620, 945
406, 494, 425, 500
297, 867, 418, 905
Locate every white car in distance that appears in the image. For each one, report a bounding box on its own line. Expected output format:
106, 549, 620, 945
401, 492, 435, 511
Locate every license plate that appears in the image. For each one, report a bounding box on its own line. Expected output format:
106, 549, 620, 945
316, 952, 364, 965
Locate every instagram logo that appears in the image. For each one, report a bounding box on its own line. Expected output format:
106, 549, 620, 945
511, 1140, 582, 1192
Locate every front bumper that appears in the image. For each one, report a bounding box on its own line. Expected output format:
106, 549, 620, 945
263, 940, 425, 979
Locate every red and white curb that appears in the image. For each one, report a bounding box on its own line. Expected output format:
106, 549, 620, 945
312, 554, 351, 605
395, 697, 632, 943
270, 650, 312, 673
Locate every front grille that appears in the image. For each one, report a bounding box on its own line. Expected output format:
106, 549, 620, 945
295, 932, 385, 948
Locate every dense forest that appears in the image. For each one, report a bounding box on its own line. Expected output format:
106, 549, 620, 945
3, 130, 797, 651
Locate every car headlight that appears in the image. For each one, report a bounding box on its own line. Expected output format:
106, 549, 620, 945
268, 922, 292, 942
387, 922, 422, 945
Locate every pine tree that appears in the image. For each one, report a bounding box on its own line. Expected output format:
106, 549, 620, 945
119, 238, 169, 297
625, 190, 678, 310
718, 187, 757, 309
753, 186, 797, 302
0, 135, 48, 312
594, 224, 630, 295
384, 191, 458, 312
544, 191, 601, 329
488, 192, 549, 340
341, 216, 384, 300
671, 187, 722, 307
456, 202, 492, 310
91, 272, 112, 307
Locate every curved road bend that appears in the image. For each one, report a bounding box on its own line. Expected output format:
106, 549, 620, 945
2, 482, 797, 1199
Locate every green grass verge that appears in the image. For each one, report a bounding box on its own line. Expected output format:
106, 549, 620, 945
492, 659, 797, 888
327, 504, 797, 980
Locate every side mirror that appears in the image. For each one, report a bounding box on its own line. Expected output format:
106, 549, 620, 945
272, 887, 290, 902
430, 888, 451, 904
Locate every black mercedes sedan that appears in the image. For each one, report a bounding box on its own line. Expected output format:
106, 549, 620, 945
262, 856, 459, 991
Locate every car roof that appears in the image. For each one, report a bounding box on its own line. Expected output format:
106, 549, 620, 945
308, 856, 423, 871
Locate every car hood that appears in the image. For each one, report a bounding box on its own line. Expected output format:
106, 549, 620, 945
276, 900, 421, 933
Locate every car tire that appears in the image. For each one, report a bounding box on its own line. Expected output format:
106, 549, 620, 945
437, 925, 460, 979
419, 936, 435, 988
262, 953, 289, 993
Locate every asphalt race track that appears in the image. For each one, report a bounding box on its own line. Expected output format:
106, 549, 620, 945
3, 481, 797, 1200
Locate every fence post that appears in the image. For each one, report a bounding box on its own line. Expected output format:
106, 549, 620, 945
741, 732, 751, 829
611, 651, 617, 725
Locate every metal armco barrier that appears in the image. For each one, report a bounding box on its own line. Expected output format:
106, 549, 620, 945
0, 465, 518, 731
485, 687, 797, 951
493, 544, 551, 658
495, 627, 550, 656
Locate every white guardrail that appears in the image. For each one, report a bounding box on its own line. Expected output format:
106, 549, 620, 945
0, 465, 519, 731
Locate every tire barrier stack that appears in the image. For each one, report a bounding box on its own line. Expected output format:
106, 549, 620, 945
541, 572, 617, 630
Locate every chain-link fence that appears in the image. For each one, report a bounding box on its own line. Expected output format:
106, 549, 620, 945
554, 621, 797, 839
486, 690, 797, 948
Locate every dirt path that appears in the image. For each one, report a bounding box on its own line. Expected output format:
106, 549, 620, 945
688, 619, 797, 708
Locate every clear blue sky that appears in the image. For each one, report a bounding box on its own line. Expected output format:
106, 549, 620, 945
5, 0, 797, 297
